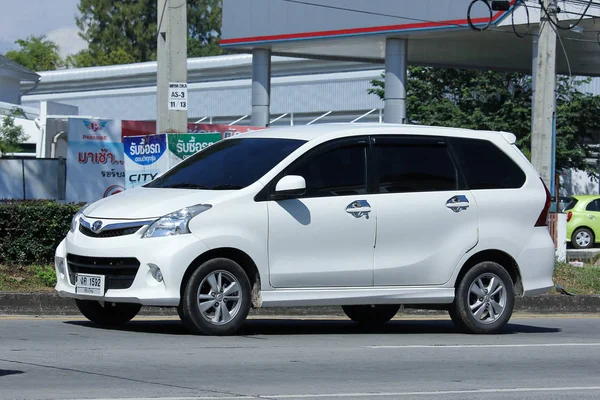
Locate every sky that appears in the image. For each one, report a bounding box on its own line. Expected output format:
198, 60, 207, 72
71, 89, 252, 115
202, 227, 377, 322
0, 0, 87, 58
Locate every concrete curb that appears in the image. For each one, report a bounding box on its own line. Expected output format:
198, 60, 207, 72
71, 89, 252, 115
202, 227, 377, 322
1, 292, 599, 316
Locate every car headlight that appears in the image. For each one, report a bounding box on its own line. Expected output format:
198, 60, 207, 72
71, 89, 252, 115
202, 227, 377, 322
70, 203, 89, 233
142, 204, 212, 238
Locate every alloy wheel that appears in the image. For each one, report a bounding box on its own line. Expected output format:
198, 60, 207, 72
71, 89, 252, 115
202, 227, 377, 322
197, 270, 242, 325
468, 273, 507, 325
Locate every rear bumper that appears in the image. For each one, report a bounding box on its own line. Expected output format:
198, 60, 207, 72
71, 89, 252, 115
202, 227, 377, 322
517, 227, 556, 297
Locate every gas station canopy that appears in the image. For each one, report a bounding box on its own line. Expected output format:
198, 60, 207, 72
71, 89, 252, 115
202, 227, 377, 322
222, 0, 600, 76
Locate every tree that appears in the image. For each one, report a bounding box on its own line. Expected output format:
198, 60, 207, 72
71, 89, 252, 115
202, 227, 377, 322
68, 0, 223, 68
0, 108, 29, 156
368, 68, 599, 177
5, 35, 63, 71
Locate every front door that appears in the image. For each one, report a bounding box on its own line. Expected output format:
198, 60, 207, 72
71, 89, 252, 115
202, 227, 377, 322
267, 137, 376, 288
371, 135, 479, 286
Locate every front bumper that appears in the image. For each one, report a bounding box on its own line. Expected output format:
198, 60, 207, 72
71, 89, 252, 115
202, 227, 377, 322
54, 227, 209, 306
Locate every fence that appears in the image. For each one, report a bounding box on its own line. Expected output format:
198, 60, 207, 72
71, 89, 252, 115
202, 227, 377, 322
0, 158, 66, 200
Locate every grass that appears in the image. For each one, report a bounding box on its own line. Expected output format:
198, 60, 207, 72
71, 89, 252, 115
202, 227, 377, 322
553, 262, 600, 295
0, 263, 598, 295
0, 265, 56, 293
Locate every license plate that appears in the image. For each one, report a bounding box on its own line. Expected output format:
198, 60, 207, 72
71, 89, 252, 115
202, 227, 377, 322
75, 273, 105, 296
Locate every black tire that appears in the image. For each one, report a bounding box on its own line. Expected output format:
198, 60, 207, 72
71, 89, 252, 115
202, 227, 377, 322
450, 261, 515, 334
181, 258, 251, 336
342, 304, 400, 325
448, 305, 467, 332
75, 300, 141, 326
572, 227, 595, 249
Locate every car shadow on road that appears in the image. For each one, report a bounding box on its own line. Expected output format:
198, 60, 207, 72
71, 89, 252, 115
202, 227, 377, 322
0, 369, 24, 377
64, 318, 561, 336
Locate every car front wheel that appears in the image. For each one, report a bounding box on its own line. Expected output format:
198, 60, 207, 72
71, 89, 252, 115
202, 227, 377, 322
180, 258, 251, 336
450, 261, 515, 334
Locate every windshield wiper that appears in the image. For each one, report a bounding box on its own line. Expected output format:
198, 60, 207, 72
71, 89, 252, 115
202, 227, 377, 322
162, 183, 209, 189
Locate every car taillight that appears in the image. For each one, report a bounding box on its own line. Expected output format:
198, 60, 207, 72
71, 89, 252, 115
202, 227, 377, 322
567, 211, 573, 222
535, 178, 551, 227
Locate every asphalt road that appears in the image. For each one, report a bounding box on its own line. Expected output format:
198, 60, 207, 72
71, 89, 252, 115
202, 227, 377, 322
1, 314, 600, 400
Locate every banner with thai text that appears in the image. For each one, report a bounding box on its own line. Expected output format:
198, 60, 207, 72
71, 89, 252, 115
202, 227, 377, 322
167, 133, 222, 164
66, 118, 125, 203
123, 134, 169, 189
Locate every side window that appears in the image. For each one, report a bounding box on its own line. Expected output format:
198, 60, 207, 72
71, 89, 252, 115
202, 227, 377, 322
449, 137, 526, 190
586, 200, 600, 212
283, 140, 367, 198
373, 136, 458, 193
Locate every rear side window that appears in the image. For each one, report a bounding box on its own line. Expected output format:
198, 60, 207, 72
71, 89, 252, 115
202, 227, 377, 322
586, 199, 600, 212
449, 137, 526, 190
565, 198, 579, 211
373, 136, 458, 193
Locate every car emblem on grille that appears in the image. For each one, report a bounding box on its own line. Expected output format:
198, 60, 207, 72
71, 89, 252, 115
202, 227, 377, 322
91, 221, 103, 233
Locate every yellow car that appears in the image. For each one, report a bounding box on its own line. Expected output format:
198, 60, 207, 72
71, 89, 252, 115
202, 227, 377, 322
565, 195, 600, 249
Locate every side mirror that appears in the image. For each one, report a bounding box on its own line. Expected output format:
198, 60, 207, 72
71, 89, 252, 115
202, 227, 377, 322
274, 175, 306, 198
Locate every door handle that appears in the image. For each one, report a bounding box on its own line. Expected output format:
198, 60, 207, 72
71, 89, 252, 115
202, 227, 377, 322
446, 195, 469, 213
588, 215, 596, 220
346, 200, 371, 219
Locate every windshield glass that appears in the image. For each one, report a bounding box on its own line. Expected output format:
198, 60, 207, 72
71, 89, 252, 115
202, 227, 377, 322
145, 137, 305, 190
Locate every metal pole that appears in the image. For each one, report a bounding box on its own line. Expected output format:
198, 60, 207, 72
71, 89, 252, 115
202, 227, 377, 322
384, 38, 408, 124
531, 0, 557, 191
251, 48, 271, 127
21, 158, 26, 200
157, 0, 188, 134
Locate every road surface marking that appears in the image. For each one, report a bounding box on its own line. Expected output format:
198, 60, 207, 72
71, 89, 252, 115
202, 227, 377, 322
66, 385, 600, 399
367, 342, 600, 349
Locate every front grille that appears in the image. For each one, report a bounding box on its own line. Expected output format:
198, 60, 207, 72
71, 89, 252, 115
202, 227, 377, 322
67, 254, 141, 290
79, 224, 142, 238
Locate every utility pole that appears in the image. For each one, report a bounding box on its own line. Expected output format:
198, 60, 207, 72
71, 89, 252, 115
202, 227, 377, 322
531, 0, 557, 192
157, 0, 188, 134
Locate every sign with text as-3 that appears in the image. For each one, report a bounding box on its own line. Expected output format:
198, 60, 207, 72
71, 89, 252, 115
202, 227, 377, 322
168, 82, 188, 110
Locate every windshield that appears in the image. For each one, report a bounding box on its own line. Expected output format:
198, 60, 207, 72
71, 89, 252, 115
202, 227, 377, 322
145, 137, 305, 190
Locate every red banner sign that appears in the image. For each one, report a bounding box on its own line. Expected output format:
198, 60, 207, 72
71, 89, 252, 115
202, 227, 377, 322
121, 120, 263, 139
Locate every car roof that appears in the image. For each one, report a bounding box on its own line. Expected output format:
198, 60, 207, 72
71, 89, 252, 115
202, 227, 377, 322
236, 123, 517, 143
572, 195, 600, 201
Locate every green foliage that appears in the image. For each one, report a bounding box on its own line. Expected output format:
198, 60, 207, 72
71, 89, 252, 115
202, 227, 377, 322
369, 68, 600, 176
554, 262, 600, 295
68, 0, 223, 67
31, 265, 57, 287
0, 108, 29, 155
5, 35, 63, 71
0, 201, 84, 265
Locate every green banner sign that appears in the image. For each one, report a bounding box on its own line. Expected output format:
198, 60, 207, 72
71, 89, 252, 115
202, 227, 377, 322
167, 133, 222, 160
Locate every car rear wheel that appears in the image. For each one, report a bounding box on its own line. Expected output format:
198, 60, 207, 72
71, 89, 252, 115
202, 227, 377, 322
449, 261, 514, 334
180, 258, 251, 336
75, 300, 141, 326
342, 304, 400, 325
572, 227, 594, 249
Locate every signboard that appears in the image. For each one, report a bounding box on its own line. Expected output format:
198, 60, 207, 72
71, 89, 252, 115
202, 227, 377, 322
66, 118, 125, 203
167, 133, 222, 162
168, 82, 188, 110
123, 134, 169, 189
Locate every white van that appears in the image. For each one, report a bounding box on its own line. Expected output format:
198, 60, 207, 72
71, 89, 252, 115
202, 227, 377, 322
55, 123, 555, 335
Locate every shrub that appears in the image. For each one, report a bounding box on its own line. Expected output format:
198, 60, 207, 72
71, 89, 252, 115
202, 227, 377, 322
31, 265, 57, 287
0, 200, 84, 265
